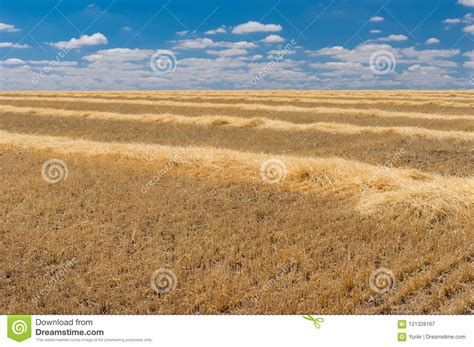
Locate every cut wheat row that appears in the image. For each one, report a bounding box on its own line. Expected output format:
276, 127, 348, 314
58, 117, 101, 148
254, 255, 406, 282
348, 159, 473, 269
2, 90, 473, 97
1, 93, 473, 108
2, 91, 474, 105
415, 263, 473, 313
1, 129, 472, 222
2, 104, 473, 141
369, 250, 473, 314
0, 96, 472, 121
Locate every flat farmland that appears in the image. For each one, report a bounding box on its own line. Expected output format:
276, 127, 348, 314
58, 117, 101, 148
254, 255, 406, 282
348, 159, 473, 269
0, 90, 473, 314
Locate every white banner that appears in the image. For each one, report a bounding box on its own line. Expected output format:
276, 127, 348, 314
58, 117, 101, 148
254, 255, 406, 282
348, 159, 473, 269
1, 315, 471, 346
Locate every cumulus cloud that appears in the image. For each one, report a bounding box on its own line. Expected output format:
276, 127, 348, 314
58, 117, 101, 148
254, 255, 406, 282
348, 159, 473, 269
443, 18, 462, 24
49, 33, 108, 49
314, 43, 400, 65
205, 26, 226, 35
458, 0, 474, 7
83, 48, 154, 63
401, 47, 460, 59
400, 47, 460, 67
308, 43, 460, 73
1, 58, 25, 65
0, 22, 21, 32
463, 24, 474, 32
229, 41, 257, 49
174, 37, 257, 50
307, 46, 349, 57
246, 54, 263, 61
310, 61, 364, 72
464, 50, 474, 68
372, 34, 408, 42
403, 64, 447, 76
261, 35, 284, 43
176, 30, 189, 36
28, 60, 78, 66
267, 49, 296, 56
425, 37, 440, 44
175, 37, 214, 49
0, 42, 30, 48
369, 29, 382, 34
206, 48, 247, 56
463, 51, 474, 59
231, 21, 282, 34
443, 13, 474, 25
369, 16, 384, 22
121, 26, 132, 32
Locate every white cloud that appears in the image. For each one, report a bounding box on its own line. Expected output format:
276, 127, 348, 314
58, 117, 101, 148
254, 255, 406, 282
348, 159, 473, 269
398, 64, 459, 88
401, 47, 460, 59
458, 0, 474, 7
310, 61, 363, 70
261, 34, 284, 43
442, 18, 461, 24
121, 26, 132, 32
463, 24, 474, 32
407, 64, 421, 71
308, 46, 349, 57
0, 48, 463, 90
83, 48, 154, 63
308, 43, 459, 73
369, 16, 384, 22
228, 41, 257, 49
176, 30, 189, 36
85, 3, 106, 14
404, 65, 443, 75
464, 51, 474, 68
205, 26, 226, 35
0, 42, 30, 48
175, 37, 214, 49
206, 48, 247, 57
369, 29, 382, 34
266, 49, 296, 59
231, 21, 282, 34
28, 60, 77, 66
401, 47, 460, 67
425, 37, 440, 44
373, 34, 408, 42
247, 54, 263, 61
326, 43, 400, 64
0, 22, 21, 32
1, 58, 25, 65
174, 38, 257, 50
443, 13, 474, 25
49, 33, 108, 49
464, 51, 474, 59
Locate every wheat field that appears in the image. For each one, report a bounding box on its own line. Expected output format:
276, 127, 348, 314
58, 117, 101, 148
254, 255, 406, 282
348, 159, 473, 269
0, 90, 472, 314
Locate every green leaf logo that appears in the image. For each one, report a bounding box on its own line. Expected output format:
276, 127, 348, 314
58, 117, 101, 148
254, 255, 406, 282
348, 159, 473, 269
7, 315, 32, 342
303, 315, 324, 329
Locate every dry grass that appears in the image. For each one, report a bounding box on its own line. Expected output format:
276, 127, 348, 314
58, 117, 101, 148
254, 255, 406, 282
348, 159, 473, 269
3, 97, 473, 132
1, 95, 473, 120
2, 128, 473, 219
2, 91, 474, 105
0, 91, 472, 314
2, 104, 473, 141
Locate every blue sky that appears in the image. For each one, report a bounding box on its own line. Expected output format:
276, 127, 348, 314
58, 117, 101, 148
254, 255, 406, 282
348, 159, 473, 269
1, 0, 473, 90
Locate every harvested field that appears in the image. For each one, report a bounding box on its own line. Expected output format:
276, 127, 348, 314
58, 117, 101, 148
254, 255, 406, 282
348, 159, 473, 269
0, 91, 473, 314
